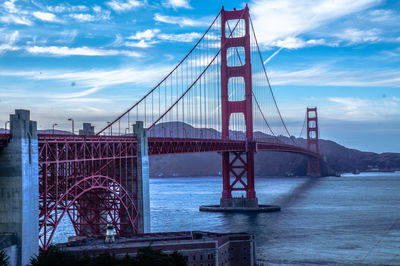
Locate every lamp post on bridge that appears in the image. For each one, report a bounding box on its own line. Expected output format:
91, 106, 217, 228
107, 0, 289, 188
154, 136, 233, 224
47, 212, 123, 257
52, 123, 58, 135
68, 118, 74, 135
107, 122, 112, 136
4, 120, 9, 131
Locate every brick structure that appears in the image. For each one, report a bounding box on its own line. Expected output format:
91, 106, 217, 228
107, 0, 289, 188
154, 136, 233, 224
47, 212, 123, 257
60, 231, 256, 266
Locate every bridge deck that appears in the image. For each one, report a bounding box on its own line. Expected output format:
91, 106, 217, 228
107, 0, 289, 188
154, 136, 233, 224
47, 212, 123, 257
1, 134, 317, 158
148, 137, 318, 157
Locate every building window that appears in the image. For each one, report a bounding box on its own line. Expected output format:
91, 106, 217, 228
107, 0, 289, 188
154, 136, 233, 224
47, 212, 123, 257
193, 255, 196, 261
200, 255, 203, 260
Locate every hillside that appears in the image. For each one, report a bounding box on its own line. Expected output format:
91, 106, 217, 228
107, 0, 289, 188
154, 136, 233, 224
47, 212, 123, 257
148, 122, 400, 177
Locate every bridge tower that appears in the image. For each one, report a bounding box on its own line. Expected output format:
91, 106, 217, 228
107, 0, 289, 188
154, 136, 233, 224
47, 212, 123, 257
306, 107, 321, 176
220, 5, 258, 207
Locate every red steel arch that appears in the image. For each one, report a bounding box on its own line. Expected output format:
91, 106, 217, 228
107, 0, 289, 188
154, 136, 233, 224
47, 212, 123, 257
39, 175, 138, 249
38, 134, 139, 249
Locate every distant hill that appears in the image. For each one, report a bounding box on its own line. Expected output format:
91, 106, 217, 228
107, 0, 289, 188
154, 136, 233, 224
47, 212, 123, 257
148, 122, 400, 177
2, 124, 399, 177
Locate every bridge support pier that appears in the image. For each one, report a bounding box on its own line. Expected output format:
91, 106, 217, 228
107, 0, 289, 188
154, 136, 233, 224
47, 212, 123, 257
220, 147, 258, 208
133, 121, 150, 233
199, 5, 280, 213
0, 110, 38, 266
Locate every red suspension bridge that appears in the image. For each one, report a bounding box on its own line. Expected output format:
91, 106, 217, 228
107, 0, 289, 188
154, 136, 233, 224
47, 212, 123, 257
0, 6, 320, 250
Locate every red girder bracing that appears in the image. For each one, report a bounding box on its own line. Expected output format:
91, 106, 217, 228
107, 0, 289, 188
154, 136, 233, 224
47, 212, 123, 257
306, 108, 321, 176
221, 5, 256, 199
38, 134, 139, 249
148, 137, 245, 155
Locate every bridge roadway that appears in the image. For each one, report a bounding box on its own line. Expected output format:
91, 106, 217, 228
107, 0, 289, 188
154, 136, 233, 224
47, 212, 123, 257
0, 133, 318, 158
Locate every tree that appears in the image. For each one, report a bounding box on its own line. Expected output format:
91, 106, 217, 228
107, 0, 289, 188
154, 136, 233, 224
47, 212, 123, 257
29, 245, 187, 266
0, 250, 9, 266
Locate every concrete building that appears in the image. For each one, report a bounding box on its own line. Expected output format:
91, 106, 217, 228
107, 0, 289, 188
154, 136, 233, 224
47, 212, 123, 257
61, 231, 255, 266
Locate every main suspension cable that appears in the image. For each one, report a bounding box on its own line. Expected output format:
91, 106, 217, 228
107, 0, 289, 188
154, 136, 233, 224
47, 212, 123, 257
97, 11, 222, 135
226, 21, 279, 140
249, 16, 298, 146
148, 9, 247, 130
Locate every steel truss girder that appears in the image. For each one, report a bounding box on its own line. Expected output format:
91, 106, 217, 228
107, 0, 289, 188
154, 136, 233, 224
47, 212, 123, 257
148, 137, 246, 155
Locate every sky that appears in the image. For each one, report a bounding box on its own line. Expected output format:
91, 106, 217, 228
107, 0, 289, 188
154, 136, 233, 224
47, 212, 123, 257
0, 0, 399, 153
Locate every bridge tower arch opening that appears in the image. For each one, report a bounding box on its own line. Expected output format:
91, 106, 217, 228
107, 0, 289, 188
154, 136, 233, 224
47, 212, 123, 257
306, 107, 321, 176
220, 5, 258, 207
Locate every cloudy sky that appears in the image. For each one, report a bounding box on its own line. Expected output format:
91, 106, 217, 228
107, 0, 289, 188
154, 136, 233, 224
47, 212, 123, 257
0, 0, 399, 153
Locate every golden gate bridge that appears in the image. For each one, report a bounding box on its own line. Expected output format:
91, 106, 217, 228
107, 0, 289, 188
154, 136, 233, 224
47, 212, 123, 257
0, 5, 320, 250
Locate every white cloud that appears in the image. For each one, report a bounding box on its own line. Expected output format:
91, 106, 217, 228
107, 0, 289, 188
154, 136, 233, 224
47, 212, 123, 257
108, 34, 124, 47
47, 4, 88, 13
0, 65, 173, 91
125, 29, 202, 46
158, 32, 201, 42
69, 11, 111, 22
163, 0, 191, 9
52, 87, 102, 99
55, 30, 78, 44
0, 30, 20, 53
326, 97, 399, 121
0, 14, 32, 25
8, 30, 19, 43
0, 43, 19, 53
368, 9, 396, 23
32, 11, 59, 22
334, 28, 380, 44
69, 13, 95, 22
154, 13, 207, 27
269, 37, 331, 49
25, 46, 141, 57
328, 97, 368, 111
106, 0, 142, 12
265, 64, 400, 87
3, 0, 18, 13
250, 0, 380, 48
93, 5, 102, 13
125, 40, 157, 48
127, 29, 160, 40
125, 29, 160, 48
1, 0, 33, 25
